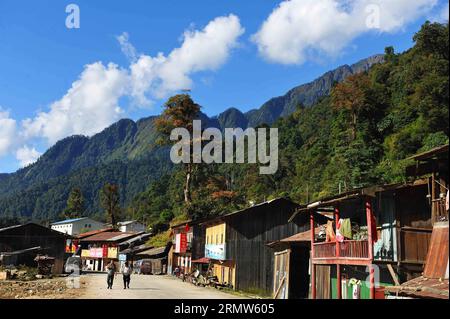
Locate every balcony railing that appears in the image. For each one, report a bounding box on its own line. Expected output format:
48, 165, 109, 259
313, 242, 336, 258
313, 240, 369, 260
339, 240, 369, 258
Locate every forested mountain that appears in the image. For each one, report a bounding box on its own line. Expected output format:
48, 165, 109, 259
215, 54, 384, 129
0, 22, 448, 230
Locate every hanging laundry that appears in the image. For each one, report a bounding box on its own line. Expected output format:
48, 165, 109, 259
339, 218, 352, 239
326, 220, 336, 242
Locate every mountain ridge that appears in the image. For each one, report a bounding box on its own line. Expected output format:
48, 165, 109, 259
0, 54, 384, 220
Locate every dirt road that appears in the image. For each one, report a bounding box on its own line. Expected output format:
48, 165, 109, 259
79, 273, 244, 299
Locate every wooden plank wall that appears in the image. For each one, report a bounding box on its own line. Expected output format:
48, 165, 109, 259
225, 199, 313, 295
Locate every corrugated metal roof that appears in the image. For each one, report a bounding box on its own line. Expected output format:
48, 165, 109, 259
137, 246, 168, 257
51, 217, 90, 225
0, 223, 72, 238
386, 276, 449, 299
424, 222, 449, 279
280, 226, 322, 243
79, 232, 139, 243
76, 228, 114, 239
408, 144, 449, 161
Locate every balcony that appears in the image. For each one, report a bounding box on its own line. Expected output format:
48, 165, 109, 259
312, 240, 371, 265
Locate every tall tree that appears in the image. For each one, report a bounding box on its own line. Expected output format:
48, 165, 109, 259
155, 94, 201, 205
63, 188, 84, 219
100, 183, 121, 228
331, 73, 371, 140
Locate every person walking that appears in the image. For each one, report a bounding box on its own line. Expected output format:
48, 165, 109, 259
106, 260, 116, 289
121, 261, 132, 289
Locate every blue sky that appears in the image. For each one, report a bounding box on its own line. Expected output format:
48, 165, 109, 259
0, 0, 448, 173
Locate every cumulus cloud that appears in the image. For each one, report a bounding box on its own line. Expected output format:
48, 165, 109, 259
0, 109, 17, 157
22, 62, 128, 145
128, 14, 245, 105
21, 15, 244, 144
16, 146, 42, 168
252, 0, 439, 64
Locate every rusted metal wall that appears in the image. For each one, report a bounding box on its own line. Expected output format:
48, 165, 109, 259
423, 222, 449, 279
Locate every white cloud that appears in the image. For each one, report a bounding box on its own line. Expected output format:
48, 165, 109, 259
0, 109, 17, 157
22, 62, 128, 145
117, 32, 138, 63
252, 0, 439, 64
129, 14, 245, 105
0, 14, 244, 169
16, 146, 42, 168
22, 15, 244, 144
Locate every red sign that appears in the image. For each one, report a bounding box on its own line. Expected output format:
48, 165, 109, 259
102, 245, 108, 258
179, 233, 188, 253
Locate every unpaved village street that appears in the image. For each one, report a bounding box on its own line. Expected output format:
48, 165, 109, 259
79, 273, 244, 299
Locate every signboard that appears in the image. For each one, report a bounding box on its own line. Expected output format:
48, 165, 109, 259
81, 248, 103, 258
108, 247, 118, 259
119, 254, 127, 262
205, 244, 226, 260
175, 233, 188, 253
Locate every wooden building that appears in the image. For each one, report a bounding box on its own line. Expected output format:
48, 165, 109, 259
385, 221, 449, 299
201, 198, 328, 296
0, 223, 70, 274
293, 180, 441, 299
406, 144, 449, 224
291, 144, 449, 299
168, 220, 206, 275
78, 231, 142, 272
267, 227, 322, 299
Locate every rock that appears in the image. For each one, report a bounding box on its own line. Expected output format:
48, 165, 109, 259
35, 275, 44, 279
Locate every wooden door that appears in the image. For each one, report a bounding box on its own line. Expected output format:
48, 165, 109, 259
273, 249, 290, 299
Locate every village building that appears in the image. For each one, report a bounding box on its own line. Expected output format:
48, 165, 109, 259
168, 220, 206, 275
118, 220, 146, 233
290, 144, 448, 299
51, 217, 105, 236
0, 223, 70, 274
199, 198, 329, 295
267, 226, 322, 299
78, 231, 143, 272
385, 221, 448, 299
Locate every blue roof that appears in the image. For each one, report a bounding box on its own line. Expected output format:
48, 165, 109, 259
51, 217, 88, 225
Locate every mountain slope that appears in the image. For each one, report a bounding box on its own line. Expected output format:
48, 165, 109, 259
217, 54, 384, 128
0, 55, 384, 220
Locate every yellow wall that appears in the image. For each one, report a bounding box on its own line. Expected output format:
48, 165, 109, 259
206, 223, 226, 245
212, 262, 235, 288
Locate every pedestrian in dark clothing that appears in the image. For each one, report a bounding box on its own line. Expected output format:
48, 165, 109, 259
121, 261, 132, 289
106, 260, 116, 289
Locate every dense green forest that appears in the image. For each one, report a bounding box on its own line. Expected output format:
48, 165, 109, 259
0, 22, 448, 236
128, 22, 449, 237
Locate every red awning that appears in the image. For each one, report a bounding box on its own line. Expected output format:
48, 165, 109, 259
191, 257, 210, 264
